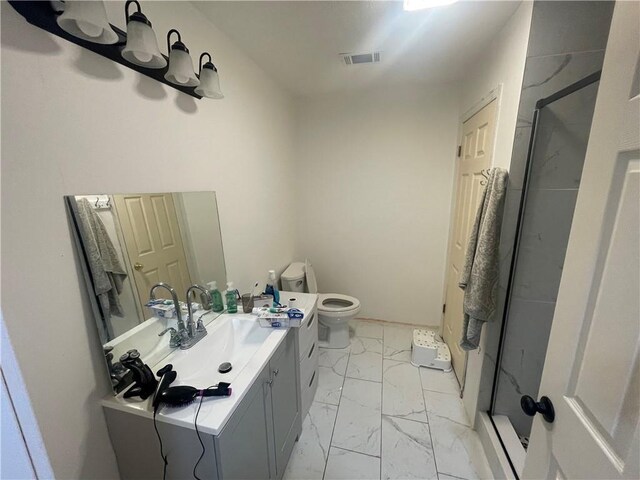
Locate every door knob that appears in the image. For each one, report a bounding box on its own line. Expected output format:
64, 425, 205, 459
521, 395, 555, 423
134, 262, 144, 271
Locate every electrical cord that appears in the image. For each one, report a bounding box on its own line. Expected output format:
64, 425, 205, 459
153, 409, 168, 480
153, 376, 219, 480
193, 386, 215, 480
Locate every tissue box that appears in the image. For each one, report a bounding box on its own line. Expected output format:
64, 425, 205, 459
145, 301, 200, 319
257, 308, 306, 328
147, 302, 177, 319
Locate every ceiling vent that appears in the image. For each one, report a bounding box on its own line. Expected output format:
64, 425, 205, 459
342, 52, 381, 66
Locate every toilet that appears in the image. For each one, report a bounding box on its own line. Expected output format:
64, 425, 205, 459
281, 260, 361, 349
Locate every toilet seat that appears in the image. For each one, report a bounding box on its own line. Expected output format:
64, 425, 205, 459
318, 293, 361, 314
303, 259, 360, 348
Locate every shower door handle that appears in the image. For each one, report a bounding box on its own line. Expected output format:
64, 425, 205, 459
520, 395, 555, 423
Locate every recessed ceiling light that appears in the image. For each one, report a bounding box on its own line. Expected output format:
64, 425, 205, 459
403, 0, 458, 11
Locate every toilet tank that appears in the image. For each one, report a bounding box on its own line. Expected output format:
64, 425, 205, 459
281, 262, 306, 292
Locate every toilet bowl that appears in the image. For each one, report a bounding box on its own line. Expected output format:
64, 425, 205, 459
281, 260, 361, 349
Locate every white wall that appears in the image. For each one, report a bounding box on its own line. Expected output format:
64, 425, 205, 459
1, 1, 297, 477
455, 1, 533, 426
295, 85, 459, 326
459, 2, 533, 170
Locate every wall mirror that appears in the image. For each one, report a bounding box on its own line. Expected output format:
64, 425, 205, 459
65, 192, 227, 393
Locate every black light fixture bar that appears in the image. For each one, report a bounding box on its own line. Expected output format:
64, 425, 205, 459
8, 1, 202, 99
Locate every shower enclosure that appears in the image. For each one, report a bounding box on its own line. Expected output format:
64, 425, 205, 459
490, 73, 602, 474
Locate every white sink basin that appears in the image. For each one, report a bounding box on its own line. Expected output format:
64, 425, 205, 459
168, 316, 272, 387
103, 312, 288, 435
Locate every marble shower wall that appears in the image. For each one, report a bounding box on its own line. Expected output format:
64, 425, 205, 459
475, 1, 615, 438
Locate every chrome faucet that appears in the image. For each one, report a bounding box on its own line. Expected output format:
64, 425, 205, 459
182, 284, 212, 349
149, 282, 188, 343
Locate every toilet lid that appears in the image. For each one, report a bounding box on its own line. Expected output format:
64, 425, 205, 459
305, 259, 318, 294
318, 293, 361, 312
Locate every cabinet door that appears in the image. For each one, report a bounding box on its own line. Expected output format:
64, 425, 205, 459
216, 365, 274, 480
270, 330, 301, 479
103, 407, 219, 480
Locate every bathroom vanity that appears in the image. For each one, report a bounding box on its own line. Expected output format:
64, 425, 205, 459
102, 297, 317, 480
65, 191, 320, 478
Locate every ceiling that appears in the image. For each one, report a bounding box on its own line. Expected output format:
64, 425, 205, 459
193, 1, 521, 97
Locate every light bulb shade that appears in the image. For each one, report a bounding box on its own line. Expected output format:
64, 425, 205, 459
164, 48, 199, 87
57, 0, 118, 44
122, 19, 166, 69
195, 67, 224, 99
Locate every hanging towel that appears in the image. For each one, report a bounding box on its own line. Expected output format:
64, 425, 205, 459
459, 168, 508, 350
75, 198, 128, 320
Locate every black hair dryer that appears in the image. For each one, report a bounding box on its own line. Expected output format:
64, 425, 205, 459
120, 349, 157, 400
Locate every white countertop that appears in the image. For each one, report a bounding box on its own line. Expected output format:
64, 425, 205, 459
102, 292, 318, 436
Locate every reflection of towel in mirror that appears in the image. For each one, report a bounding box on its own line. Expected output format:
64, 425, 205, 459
458, 168, 508, 351
75, 198, 127, 319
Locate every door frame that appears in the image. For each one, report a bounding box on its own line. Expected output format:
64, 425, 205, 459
439, 84, 503, 390
1, 313, 55, 478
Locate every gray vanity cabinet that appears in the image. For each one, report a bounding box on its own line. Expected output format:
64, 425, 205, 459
217, 327, 300, 480
269, 327, 300, 478
103, 404, 220, 479
103, 328, 301, 480
215, 364, 274, 480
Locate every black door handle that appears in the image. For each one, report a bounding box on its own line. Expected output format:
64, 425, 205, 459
521, 395, 555, 423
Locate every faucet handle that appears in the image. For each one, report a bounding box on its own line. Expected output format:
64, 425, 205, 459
159, 327, 181, 348
196, 317, 206, 332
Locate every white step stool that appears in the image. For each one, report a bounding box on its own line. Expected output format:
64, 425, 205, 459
411, 329, 452, 372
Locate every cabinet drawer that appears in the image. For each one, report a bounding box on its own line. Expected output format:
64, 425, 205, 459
298, 309, 318, 361
301, 367, 318, 417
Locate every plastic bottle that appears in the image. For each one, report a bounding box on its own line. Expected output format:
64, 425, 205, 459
207, 281, 225, 313
225, 282, 238, 314
266, 270, 280, 306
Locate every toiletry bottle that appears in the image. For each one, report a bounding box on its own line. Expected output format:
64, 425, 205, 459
207, 281, 225, 313
225, 282, 238, 314
267, 270, 280, 306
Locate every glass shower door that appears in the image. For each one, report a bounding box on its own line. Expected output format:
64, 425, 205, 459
490, 74, 601, 473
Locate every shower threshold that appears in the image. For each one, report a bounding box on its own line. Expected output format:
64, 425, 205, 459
492, 415, 526, 478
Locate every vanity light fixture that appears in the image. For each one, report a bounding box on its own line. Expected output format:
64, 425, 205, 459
9, 1, 203, 99
56, 0, 118, 44
121, 0, 166, 69
195, 53, 224, 99
403, 0, 458, 11
164, 29, 199, 87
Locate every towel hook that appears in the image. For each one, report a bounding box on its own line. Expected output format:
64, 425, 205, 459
479, 168, 490, 186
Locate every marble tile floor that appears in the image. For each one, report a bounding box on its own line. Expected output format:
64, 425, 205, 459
284, 319, 493, 480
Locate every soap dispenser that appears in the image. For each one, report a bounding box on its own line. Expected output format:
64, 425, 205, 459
225, 282, 238, 314
207, 281, 225, 313
265, 270, 280, 306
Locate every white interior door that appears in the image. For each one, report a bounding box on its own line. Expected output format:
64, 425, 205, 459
524, 2, 639, 478
114, 194, 192, 311
443, 99, 497, 382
